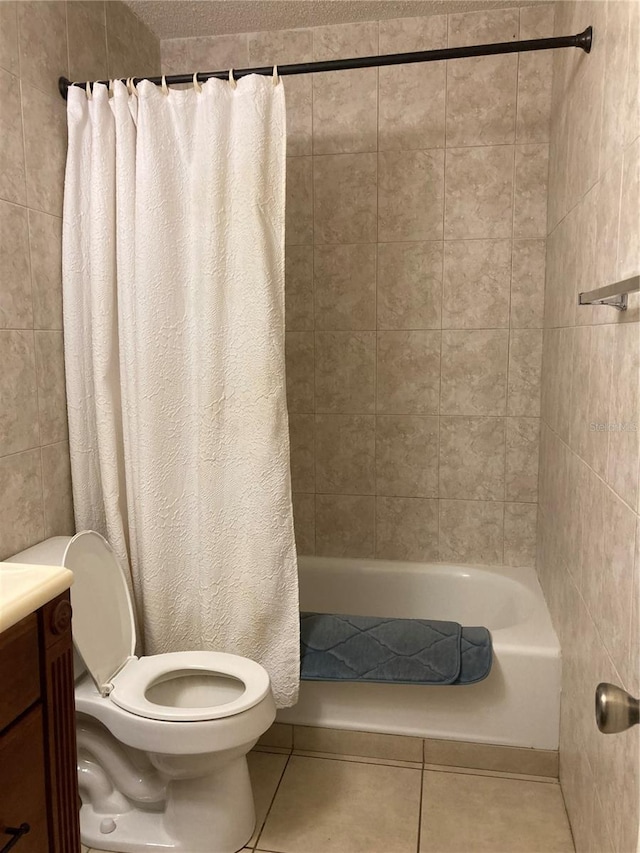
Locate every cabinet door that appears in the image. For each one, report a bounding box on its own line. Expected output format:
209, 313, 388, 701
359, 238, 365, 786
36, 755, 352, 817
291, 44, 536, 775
0, 706, 49, 853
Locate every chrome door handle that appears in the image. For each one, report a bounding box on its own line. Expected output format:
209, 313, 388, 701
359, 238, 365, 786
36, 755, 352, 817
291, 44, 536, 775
596, 683, 640, 733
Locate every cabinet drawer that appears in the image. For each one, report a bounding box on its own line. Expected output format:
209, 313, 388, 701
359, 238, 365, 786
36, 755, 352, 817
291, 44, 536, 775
0, 615, 40, 732
0, 705, 49, 853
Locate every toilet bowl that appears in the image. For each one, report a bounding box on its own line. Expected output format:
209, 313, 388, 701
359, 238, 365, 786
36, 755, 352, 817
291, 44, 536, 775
8, 532, 277, 853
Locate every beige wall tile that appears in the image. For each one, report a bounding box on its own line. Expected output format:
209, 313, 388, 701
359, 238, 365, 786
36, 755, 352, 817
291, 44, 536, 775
375, 415, 438, 499
161, 33, 248, 74
67, 1, 109, 83
446, 55, 517, 147
41, 440, 74, 538
0, 449, 44, 560
281, 76, 313, 157
313, 68, 377, 156
0, 67, 26, 205
248, 28, 312, 66
599, 0, 635, 175
285, 156, 313, 245
285, 245, 313, 331
377, 331, 441, 415
314, 244, 376, 330
35, 330, 67, 445
508, 329, 543, 417
17, 1, 68, 99
442, 240, 511, 330
312, 21, 378, 62
22, 83, 67, 217
505, 417, 539, 503
440, 330, 508, 416
377, 242, 442, 331
376, 495, 438, 561
516, 6, 555, 144
289, 414, 315, 493
316, 494, 375, 558
292, 492, 315, 555
28, 210, 62, 330
618, 136, 640, 281
439, 416, 506, 501
315, 331, 376, 414
594, 158, 623, 293
448, 8, 518, 48
510, 239, 546, 329
0, 200, 32, 329
294, 725, 423, 763
315, 414, 375, 495
606, 322, 640, 510
0, 2, 19, 75
514, 143, 549, 239
504, 502, 537, 567
0, 330, 39, 454
378, 149, 444, 242
439, 499, 503, 565
444, 145, 515, 239
314, 153, 377, 244
285, 332, 314, 413
378, 15, 446, 151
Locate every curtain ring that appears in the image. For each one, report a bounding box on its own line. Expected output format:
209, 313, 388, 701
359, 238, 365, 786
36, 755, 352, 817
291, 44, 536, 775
126, 77, 136, 96
272, 64, 280, 85
193, 71, 202, 93
161, 74, 169, 95
228, 68, 237, 89
108, 79, 115, 96
85, 81, 92, 100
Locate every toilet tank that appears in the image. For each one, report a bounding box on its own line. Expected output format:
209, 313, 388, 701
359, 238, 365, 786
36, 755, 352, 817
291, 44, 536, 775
6, 536, 85, 680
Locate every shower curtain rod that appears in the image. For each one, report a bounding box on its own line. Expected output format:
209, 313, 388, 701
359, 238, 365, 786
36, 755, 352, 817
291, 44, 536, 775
58, 26, 592, 99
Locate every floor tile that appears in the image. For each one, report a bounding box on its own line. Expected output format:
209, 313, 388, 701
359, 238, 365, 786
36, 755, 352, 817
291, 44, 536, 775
247, 750, 290, 846
420, 770, 574, 853
259, 754, 421, 853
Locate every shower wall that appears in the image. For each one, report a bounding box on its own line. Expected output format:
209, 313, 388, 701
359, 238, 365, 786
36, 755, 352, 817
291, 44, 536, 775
538, 1, 639, 850
163, 5, 554, 567
0, 1, 160, 561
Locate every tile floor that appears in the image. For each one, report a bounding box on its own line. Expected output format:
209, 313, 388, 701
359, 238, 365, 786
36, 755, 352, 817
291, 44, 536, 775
81, 744, 575, 853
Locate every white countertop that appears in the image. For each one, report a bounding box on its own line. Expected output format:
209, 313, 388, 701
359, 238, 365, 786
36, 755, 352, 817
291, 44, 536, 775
0, 562, 74, 633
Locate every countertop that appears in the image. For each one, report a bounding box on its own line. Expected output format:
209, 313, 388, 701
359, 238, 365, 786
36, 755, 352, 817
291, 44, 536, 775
0, 562, 74, 633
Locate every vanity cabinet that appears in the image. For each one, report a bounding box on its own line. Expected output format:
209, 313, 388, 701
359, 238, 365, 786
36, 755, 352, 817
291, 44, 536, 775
0, 592, 80, 853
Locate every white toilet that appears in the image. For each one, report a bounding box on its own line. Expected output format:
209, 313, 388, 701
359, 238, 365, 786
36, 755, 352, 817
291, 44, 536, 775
8, 532, 277, 853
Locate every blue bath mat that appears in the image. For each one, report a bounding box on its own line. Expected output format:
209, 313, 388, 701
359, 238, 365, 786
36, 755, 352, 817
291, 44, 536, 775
300, 613, 492, 686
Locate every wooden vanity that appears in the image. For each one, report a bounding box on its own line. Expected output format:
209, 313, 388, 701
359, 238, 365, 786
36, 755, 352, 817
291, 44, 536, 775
0, 591, 80, 853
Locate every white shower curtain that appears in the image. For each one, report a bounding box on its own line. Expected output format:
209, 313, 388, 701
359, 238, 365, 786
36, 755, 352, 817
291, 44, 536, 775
63, 77, 299, 708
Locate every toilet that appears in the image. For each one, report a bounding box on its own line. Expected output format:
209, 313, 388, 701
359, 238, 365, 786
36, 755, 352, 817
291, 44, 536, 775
8, 532, 277, 853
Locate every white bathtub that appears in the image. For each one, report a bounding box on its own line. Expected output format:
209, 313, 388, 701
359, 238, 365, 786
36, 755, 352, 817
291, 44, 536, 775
278, 556, 561, 750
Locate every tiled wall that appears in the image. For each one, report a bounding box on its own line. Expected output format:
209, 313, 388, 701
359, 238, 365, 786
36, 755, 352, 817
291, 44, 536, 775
163, 5, 554, 567
0, 1, 160, 561
538, 1, 639, 850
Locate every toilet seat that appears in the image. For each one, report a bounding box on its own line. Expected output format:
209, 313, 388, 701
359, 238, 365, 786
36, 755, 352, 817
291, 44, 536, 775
109, 651, 271, 722
61, 531, 272, 725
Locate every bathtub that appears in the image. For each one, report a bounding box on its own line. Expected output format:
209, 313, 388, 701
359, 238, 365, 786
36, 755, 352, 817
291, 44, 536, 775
278, 556, 561, 750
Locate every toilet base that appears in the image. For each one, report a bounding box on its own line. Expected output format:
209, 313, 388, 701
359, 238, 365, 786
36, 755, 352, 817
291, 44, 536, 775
81, 754, 256, 853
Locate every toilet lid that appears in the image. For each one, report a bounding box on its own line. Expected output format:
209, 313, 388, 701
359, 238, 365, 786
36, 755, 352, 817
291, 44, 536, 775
63, 531, 136, 693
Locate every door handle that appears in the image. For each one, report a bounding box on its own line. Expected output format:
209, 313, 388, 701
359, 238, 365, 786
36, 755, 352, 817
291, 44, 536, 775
596, 683, 640, 733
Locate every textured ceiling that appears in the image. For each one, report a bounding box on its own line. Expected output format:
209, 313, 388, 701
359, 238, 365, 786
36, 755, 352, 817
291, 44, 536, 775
125, 0, 537, 40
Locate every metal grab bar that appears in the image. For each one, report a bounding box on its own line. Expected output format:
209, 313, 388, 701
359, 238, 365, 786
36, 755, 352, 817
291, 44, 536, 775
578, 274, 640, 311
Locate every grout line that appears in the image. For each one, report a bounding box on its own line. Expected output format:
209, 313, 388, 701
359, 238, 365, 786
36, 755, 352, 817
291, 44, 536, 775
416, 762, 426, 853
253, 751, 292, 851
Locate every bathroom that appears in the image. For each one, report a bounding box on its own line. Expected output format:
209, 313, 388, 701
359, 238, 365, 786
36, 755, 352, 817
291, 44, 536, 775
0, 0, 638, 851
